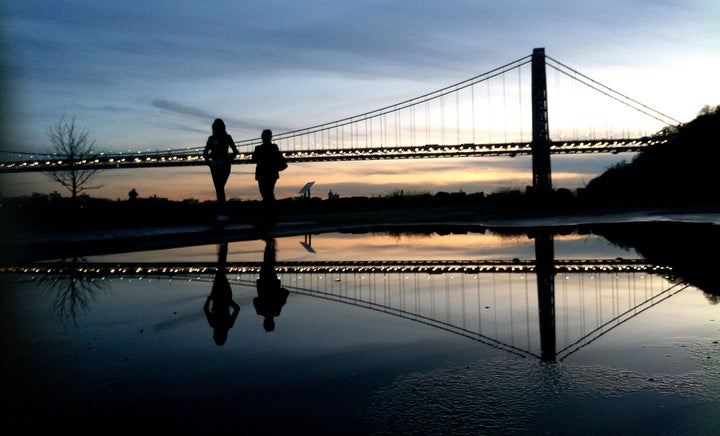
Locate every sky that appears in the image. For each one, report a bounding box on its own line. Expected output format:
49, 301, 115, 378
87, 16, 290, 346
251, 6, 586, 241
2, 1, 719, 201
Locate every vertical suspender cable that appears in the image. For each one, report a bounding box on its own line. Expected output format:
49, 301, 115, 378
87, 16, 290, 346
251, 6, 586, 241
456, 86, 460, 145
487, 80, 492, 143
471, 82, 476, 144
519, 66, 523, 142
441, 95, 445, 146
503, 72, 507, 143
425, 100, 430, 145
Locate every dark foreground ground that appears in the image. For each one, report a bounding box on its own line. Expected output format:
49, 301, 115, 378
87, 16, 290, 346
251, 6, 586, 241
3, 192, 718, 232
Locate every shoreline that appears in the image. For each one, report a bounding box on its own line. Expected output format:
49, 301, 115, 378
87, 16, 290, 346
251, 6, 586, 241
1, 203, 718, 264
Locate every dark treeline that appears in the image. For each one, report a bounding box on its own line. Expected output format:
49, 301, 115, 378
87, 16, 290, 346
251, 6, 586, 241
581, 104, 720, 205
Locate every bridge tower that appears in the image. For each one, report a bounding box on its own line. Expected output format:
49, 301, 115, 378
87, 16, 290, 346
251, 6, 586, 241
531, 48, 552, 193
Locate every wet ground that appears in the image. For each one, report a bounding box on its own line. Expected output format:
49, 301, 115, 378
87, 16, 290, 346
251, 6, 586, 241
1, 208, 718, 434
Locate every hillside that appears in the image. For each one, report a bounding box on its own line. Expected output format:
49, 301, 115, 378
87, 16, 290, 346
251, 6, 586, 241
583, 105, 719, 205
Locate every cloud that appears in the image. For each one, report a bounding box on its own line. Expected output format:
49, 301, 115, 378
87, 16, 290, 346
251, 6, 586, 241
151, 99, 271, 133
151, 99, 215, 121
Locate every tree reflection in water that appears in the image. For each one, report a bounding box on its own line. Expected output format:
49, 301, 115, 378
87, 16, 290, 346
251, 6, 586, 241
35, 257, 108, 322
590, 221, 720, 303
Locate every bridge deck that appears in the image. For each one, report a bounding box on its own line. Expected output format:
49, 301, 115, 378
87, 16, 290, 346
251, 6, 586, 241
0, 138, 665, 172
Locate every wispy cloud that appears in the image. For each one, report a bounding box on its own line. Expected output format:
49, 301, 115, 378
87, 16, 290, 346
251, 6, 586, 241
151, 99, 216, 121
151, 99, 273, 134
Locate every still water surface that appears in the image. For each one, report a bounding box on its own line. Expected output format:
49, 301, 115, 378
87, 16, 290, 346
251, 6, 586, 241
2, 226, 718, 434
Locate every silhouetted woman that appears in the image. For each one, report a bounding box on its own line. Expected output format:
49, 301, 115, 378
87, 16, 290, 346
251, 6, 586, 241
251, 129, 285, 220
203, 118, 239, 222
204, 243, 240, 345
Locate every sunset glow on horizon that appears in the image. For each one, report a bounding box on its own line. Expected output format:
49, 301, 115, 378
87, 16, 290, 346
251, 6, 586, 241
2, 2, 718, 201
0, 153, 633, 202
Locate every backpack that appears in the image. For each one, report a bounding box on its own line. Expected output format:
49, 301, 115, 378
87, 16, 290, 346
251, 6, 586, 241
276, 148, 288, 171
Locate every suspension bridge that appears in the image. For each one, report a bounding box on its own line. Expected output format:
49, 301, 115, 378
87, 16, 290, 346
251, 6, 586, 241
0, 48, 680, 193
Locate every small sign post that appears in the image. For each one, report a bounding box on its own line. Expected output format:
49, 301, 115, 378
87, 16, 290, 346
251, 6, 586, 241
299, 181, 315, 198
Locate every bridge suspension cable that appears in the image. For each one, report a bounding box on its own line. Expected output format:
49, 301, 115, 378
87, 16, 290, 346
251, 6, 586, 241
546, 55, 681, 127
235, 54, 533, 149
0, 50, 680, 172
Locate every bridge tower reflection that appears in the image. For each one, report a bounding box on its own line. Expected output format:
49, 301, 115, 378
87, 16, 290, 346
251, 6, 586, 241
534, 231, 556, 362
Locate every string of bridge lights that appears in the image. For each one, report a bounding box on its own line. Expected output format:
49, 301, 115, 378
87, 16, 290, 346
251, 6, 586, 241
0, 260, 674, 277
0, 138, 667, 172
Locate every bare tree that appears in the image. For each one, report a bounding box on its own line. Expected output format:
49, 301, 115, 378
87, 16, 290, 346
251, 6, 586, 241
45, 116, 103, 199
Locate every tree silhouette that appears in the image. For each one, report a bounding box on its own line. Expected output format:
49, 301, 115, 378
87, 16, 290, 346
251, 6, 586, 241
45, 116, 102, 199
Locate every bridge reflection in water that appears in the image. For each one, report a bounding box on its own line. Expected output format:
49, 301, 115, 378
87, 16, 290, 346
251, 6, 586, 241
282, 233, 682, 363
9, 231, 687, 363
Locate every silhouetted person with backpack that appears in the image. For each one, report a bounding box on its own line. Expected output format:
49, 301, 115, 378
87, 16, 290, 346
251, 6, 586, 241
203, 118, 239, 222
252, 129, 286, 222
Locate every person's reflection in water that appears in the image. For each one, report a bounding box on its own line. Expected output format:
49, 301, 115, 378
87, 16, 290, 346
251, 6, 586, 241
253, 238, 289, 332
204, 243, 240, 345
